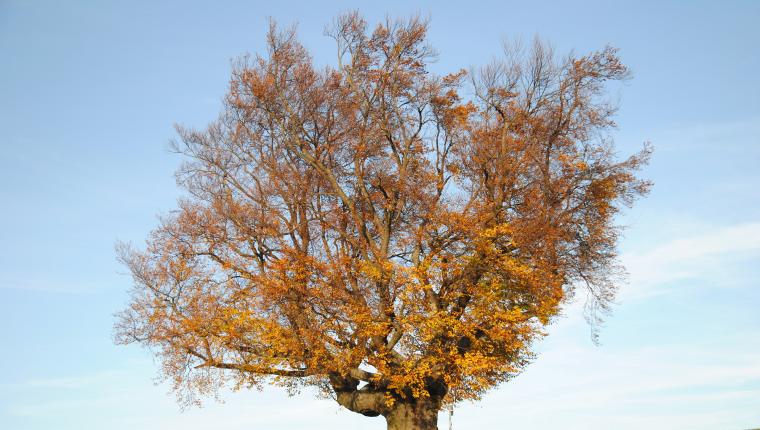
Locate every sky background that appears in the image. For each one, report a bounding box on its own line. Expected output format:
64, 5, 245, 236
1, 1, 759, 429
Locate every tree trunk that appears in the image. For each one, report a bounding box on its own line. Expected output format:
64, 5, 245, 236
384, 399, 440, 430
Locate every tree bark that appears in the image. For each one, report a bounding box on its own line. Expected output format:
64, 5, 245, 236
384, 398, 441, 430
330, 373, 445, 429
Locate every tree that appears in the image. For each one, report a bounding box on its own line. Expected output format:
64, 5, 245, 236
116, 12, 651, 430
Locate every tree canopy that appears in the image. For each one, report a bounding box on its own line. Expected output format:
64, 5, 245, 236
116, 12, 650, 430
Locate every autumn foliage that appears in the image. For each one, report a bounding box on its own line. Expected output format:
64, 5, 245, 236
116, 12, 650, 430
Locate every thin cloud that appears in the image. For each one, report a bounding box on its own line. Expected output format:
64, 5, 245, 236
620, 222, 760, 299
454, 334, 760, 429
0, 278, 102, 294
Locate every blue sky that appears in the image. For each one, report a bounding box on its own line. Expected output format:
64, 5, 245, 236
1, 1, 759, 429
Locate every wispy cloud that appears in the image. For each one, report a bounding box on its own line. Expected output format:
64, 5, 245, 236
2, 371, 128, 391
620, 222, 760, 299
456, 333, 760, 430
0, 366, 376, 430
640, 115, 760, 153
0, 277, 103, 294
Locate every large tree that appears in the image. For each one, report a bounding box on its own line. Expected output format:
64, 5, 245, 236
116, 12, 650, 430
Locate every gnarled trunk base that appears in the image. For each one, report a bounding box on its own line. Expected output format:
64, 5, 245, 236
384, 399, 440, 430
330, 374, 445, 429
